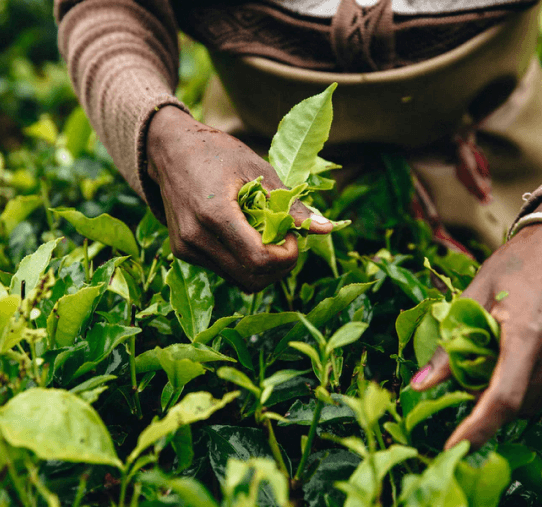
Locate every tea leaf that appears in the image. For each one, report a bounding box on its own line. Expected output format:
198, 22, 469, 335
0, 388, 122, 469
52, 208, 139, 258
325, 321, 369, 355
0, 194, 42, 239
269, 83, 337, 187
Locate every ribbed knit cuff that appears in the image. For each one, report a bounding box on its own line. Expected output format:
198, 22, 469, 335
136, 97, 192, 225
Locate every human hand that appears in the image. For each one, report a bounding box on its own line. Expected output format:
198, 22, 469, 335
410, 222, 542, 450
146, 106, 332, 292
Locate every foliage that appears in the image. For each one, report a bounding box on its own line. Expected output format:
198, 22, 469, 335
1, 14, 542, 507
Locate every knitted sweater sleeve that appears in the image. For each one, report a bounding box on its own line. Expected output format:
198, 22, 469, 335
54, 0, 189, 221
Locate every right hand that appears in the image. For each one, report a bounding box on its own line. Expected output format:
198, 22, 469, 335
146, 106, 333, 293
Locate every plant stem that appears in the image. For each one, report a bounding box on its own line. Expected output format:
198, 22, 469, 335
119, 473, 128, 507
83, 239, 90, 283
41, 178, 55, 233
129, 305, 142, 419
29, 339, 41, 385
294, 399, 323, 481
264, 417, 289, 477
248, 293, 257, 316
143, 254, 159, 293
376, 423, 397, 507
1, 440, 30, 505
73, 469, 90, 507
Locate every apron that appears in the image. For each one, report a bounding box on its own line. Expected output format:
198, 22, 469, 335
201, 1, 542, 251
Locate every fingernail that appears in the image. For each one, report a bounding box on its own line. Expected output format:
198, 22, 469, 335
412, 365, 432, 384
310, 213, 330, 224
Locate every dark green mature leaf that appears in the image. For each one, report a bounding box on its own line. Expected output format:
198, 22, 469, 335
274, 283, 374, 358
52, 208, 139, 258
166, 259, 213, 341
235, 312, 299, 339
220, 328, 254, 371
280, 395, 355, 426
136, 208, 167, 249
496, 444, 536, 471
455, 452, 511, 507
194, 315, 241, 345
0, 388, 122, 469
373, 258, 428, 304
303, 450, 361, 507
269, 83, 337, 188
70, 323, 141, 379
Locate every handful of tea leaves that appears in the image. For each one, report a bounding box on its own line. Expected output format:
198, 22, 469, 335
238, 83, 349, 245
417, 298, 500, 390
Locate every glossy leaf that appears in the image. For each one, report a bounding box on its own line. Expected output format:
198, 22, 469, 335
51, 208, 139, 258
0, 388, 122, 468
194, 315, 241, 344
235, 312, 299, 339
396, 298, 441, 357
269, 83, 337, 187
405, 391, 474, 433
220, 328, 254, 371
47, 284, 103, 347
280, 395, 355, 426
217, 366, 260, 396
128, 391, 239, 464
166, 259, 213, 341
158, 354, 205, 390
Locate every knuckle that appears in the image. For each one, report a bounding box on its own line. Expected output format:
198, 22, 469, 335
493, 392, 521, 416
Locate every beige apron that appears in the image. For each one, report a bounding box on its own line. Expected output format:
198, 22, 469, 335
202, 2, 542, 250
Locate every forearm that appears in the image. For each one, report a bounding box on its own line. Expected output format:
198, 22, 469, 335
54, 0, 189, 220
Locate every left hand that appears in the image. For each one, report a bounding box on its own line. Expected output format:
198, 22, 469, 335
410, 222, 542, 450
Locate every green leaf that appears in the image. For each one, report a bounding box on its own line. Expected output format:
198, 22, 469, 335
136, 343, 235, 373
455, 452, 511, 507
220, 328, 254, 371
235, 312, 299, 339
309, 156, 342, 175
496, 443, 536, 471
338, 445, 418, 507
158, 354, 205, 390
0, 388, 122, 469
405, 391, 474, 433
0, 195, 42, 238
51, 208, 139, 258
47, 284, 103, 348
302, 450, 360, 507
289, 341, 323, 372
396, 298, 441, 357
413, 311, 441, 368
373, 258, 428, 304
63, 106, 92, 158
136, 208, 167, 249
262, 369, 310, 389
217, 366, 260, 396
139, 470, 218, 507
274, 283, 374, 358
166, 259, 213, 341
399, 441, 470, 507
171, 425, 194, 472
280, 395, 355, 426
297, 312, 326, 347
70, 323, 141, 379
0, 296, 22, 353
128, 391, 239, 464
383, 422, 408, 445
325, 321, 369, 356
269, 83, 337, 187
194, 315, 241, 344
224, 458, 290, 507
340, 382, 391, 431
24, 114, 58, 144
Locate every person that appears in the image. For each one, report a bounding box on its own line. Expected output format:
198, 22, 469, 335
55, 0, 542, 452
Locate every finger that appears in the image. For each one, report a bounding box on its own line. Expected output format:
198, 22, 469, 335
207, 195, 302, 272
289, 199, 334, 234
410, 346, 452, 391
444, 314, 538, 451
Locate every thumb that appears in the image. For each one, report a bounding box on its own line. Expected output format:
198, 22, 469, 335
410, 346, 452, 391
289, 199, 334, 234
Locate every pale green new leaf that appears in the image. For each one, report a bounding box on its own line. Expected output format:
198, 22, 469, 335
51, 208, 139, 258
0, 388, 122, 469
0, 195, 42, 238
128, 391, 239, 464
0, 296, 22, 353
217, 367, 260, 397
158, 354, 205, 390
269, 83, 337, 187
194, 315, 241, 344
325, 321, 369, 355
10, 238, 62, 296
47, 284, 103, 348
289, 341, 323, 373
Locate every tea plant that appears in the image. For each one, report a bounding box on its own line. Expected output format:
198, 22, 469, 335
1, 31, 542, 507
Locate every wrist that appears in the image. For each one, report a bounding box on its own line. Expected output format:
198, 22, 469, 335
146, 105, 192, 184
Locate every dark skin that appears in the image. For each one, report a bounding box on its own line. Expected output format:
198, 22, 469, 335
412, 220, 542, 450
146, 105, 333, 294
147, 105, 542, 452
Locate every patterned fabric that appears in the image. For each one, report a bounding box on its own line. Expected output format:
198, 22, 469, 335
179, 0, 533, 72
